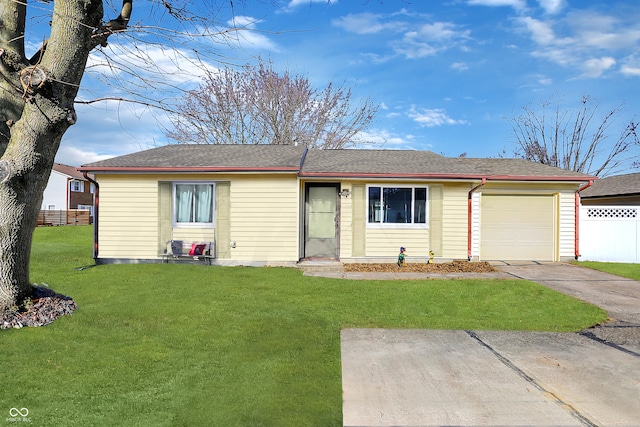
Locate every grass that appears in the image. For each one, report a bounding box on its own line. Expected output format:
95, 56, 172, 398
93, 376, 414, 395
574, 260, 640, 281
1, 226, 607, 426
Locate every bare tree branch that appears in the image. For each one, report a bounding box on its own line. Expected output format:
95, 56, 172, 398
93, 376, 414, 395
166, 58, 380, 148
506, 95, 640, 177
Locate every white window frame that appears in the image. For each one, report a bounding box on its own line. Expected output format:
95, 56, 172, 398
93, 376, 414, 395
366, 184, 429, 229
172, 182, 216, 228
77, 205, 93, 216
70, 180, 84, 192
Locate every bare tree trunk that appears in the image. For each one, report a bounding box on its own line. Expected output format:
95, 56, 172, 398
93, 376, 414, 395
0, 0, 104, 312
0, 118, 63, 311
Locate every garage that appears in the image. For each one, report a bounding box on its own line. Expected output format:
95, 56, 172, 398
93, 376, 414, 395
480, 194, 556, 261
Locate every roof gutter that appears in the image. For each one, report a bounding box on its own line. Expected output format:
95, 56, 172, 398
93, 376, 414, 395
298, 171, 590, 182
574, 179, 595, 259
468, 178, 486, 260
83, 172, 99, 261
77, 166, 301, 174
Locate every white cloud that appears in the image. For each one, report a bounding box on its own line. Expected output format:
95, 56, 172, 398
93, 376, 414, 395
621, 56, 640, 77
566, 11, 640, 51
580, 56, 616, 78
530, 47, 574, 66
286, 0, 334, 11
351, 129, 415, 148
467, 0, 526, 10
393, 22, 471, 59
86, 43, 219, 88
55, 146, 119, 166
408, 106, 467, 127
516, 9, 640, 79
621, 65, 640, 77
393, 36, 437, 58
58, 100, 167, 166
517, 16, 558, 45
537, 0, 565, 14
332, 12, 402, 35
334, 11, 470, 60
451, 62, 469, 71
226, 16, 281, 52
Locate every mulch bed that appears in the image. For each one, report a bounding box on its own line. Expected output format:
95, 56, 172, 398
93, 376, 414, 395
1, 285, 77, 330
343, 260, 497, 273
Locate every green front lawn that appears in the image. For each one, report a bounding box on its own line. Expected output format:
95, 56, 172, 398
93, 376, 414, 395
1, 226, 606, 426
574, 261, 640, 281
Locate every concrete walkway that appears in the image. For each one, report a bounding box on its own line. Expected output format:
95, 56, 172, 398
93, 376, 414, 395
340, 262, 640, 427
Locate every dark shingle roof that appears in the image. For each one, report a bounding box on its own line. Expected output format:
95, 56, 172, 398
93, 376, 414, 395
79, 144, 307, 171
79, 144, 594, 181
53, 163, 92, 180
301, 149, 593, 179
581, 172, 640, 198
300, 149, 447, 174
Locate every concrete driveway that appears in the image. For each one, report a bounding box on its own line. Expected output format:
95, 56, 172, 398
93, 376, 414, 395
341, 262, 640, 427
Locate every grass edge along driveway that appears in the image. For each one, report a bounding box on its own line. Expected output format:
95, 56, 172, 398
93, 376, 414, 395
575, 260, 640, 281
1, 226, 607, 426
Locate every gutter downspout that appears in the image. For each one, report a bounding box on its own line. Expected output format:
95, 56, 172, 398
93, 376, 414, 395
574, 180, 594, 259
299, 145, 309, 170
83, 172, 99, 262
468, 178, 486, 260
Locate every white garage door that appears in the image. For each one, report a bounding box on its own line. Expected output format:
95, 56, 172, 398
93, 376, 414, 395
481, 195, 555, 261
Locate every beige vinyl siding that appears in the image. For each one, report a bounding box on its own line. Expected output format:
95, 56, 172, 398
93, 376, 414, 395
158, 182, 172, 254
171, 228, 215, 242
228, 175, 299, 262
429, 184, 443, 256
216, 182, 231, 259
97, 174, 160, 259
339, 183, 354, 259
441, 183, 470, 259
470, 191, 481, 259
98, 173, 298, 263
351, 184, 366, 257
559, 191, 576, 258
365, 228, 430, 258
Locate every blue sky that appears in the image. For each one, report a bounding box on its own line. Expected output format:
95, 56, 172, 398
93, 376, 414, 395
52, 0, 640, 169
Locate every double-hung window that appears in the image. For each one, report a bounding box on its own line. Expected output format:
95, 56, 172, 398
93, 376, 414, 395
70, 180, 84, 192
368, 185, 428, 227
173, 182, 215, 226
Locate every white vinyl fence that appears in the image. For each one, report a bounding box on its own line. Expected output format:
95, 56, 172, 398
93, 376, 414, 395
579, 206, 640, 263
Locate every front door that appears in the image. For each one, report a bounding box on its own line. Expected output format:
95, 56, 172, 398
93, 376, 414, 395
304, 184, 339, 259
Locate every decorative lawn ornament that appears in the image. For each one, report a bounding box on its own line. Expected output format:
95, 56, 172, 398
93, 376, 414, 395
397, 247, 406, 267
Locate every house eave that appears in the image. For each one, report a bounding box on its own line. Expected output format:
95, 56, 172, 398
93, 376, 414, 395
581, 192, 640, 199
77, 166, 301, 174
298, 171, 594, 183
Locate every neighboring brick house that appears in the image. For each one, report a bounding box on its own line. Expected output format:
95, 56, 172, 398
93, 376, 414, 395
42, 163, 95, 213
